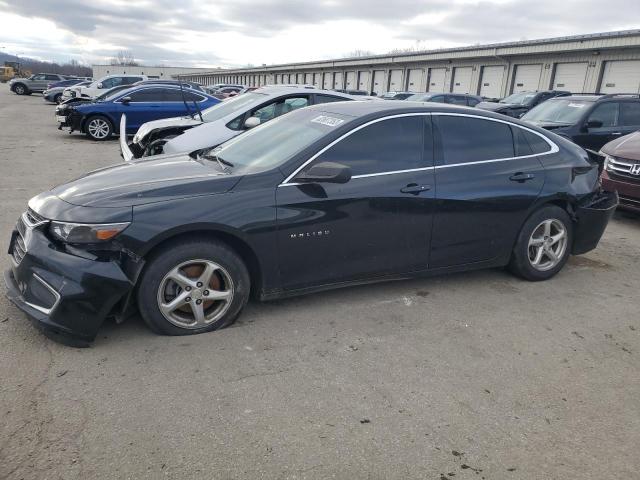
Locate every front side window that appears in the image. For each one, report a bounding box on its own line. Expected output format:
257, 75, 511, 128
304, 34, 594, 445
127, 88, 165, 102
252, 96, 309, 123
101, 77, 121, 88
620, 102, 640, 127
588, 102, 619, 128
500, 92, 536, 105
33, 74, 46, 80
123, 77, 143, 85
309, 116, 428, 176
437, 116, 514, 164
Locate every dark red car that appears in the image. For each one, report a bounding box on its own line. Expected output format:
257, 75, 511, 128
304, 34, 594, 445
601, 131, 640, 213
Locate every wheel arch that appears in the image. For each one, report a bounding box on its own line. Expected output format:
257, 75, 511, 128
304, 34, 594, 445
81, 112, 114, 134
138, 226, 264, 298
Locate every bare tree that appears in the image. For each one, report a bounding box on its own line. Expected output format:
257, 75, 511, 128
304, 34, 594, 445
343, 49, 374, 58
109, 50, 138, 66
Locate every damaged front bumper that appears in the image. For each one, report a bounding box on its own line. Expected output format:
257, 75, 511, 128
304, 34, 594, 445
5, 216, 134, 345
572, 190, 618, 255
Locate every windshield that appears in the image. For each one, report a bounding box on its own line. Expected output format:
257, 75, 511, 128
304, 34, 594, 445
500, 92, 536, 105
200, 92, 268, 122
206, 109, 352, 175
523, 99, 593, 124
96, 86, 131, 102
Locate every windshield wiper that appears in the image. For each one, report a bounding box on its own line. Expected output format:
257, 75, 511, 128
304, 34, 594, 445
199, 152, 234, 172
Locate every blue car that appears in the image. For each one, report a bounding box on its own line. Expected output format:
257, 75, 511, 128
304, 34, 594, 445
56, 84, 219, 140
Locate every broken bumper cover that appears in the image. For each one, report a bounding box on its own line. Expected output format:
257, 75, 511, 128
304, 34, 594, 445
572, 190, 618, 255
5, 227, 133, 344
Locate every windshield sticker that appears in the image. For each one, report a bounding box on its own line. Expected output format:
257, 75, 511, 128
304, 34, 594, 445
568, 103, 586, 108
311, 115, 344, 127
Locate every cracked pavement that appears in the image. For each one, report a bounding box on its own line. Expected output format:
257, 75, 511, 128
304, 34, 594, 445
1, 87, 639, 479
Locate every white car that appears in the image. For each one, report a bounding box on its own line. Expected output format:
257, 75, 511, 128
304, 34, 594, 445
63, 74, 148, 100
126, 86, 365, 158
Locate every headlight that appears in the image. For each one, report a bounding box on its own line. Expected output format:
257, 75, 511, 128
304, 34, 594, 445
50, 221, 130, 243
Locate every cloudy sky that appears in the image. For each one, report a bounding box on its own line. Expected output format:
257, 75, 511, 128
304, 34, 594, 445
0, 0, 639, 68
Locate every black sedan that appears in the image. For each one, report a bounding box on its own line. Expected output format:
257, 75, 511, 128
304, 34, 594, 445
6, 101, 617, 345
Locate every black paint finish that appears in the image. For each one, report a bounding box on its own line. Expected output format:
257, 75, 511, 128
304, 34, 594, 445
6, 102, 615, 342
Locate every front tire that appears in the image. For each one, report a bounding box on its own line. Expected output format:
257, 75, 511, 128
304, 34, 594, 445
509, 205, 573, 281
137, 239, 250, 336
12, 83, 28, 95
85, 115, 113, 140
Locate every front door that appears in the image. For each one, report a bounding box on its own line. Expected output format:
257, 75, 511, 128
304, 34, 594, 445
574, 101, 622, 153
276, 115, 436, 290
430, 114, 546, 268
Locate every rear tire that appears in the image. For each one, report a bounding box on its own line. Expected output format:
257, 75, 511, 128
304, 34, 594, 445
509, 205, 573, 281
137, 239, 250, 336
85, 115, 113, 140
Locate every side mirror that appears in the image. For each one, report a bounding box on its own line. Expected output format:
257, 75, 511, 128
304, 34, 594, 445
120, 96, 132, 104
296, 161, 352, 184
96, 82, 104, 89
244, 116, 261, 129
586, 120, 603, 129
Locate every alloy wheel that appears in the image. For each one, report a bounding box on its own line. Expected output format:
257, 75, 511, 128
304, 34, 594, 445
14, 85, 25, 94
156, 259, 234, 329
528, 219, 568, 271
87, 118, 110, 139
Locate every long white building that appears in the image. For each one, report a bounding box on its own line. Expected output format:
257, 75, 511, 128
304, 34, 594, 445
176, 30, 640, 97
92, 64, 214, 80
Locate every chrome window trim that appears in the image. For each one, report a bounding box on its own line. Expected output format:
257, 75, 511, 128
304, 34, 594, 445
25, 273, 61, 316
280, 113, 432, 186
278, 111, 559, 187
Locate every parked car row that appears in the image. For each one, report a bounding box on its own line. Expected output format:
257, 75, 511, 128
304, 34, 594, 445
6, 78, 625, 345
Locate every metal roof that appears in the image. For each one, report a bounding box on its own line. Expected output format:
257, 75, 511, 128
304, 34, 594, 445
178, 29, 640, 77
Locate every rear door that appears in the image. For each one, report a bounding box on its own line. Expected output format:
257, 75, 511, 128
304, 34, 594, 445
276, 115, 436, 289
431, 114, 547, 268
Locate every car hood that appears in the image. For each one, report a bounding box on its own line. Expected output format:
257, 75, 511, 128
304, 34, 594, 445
50, 154, 241, 208
162, 122, 239, 155
601, 130, 640, 160
133, 116, 203, 144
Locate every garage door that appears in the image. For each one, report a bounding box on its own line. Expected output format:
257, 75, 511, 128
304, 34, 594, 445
358, 71, 370, 92
323, 72, 332, 89
552, 62, 588, 93
372, 70, 385, 95
333, 72, 343, 89
313, 73, 321, 88
345, 71, 356, 89
428, 68, 447, 92
407, 69, 424, 91
479, 66, 505, 98
512, 64, 542, 92
600, 60, 640, 93
452, 67, 473, 93
389, 69, 403, 91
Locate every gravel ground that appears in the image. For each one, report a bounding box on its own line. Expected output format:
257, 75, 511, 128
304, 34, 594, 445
0, 87, 639, 480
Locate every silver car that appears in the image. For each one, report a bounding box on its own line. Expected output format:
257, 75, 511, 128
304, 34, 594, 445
126, 86, 366, 159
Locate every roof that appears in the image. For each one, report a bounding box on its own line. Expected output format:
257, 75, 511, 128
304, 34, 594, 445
177, 29, 640, 76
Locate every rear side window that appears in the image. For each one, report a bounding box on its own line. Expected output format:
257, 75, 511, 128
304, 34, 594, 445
312, 116, 429, 176
446, 95, 468, 106
437, 116, 514, 164
314, 94, 346, 104
620, 102, 640, 127
512, 126, 552, 156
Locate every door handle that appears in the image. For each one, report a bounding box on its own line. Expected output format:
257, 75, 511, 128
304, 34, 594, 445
509, 172, 536, 183
611, 132, 623, 136
400, 183, 431, 194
